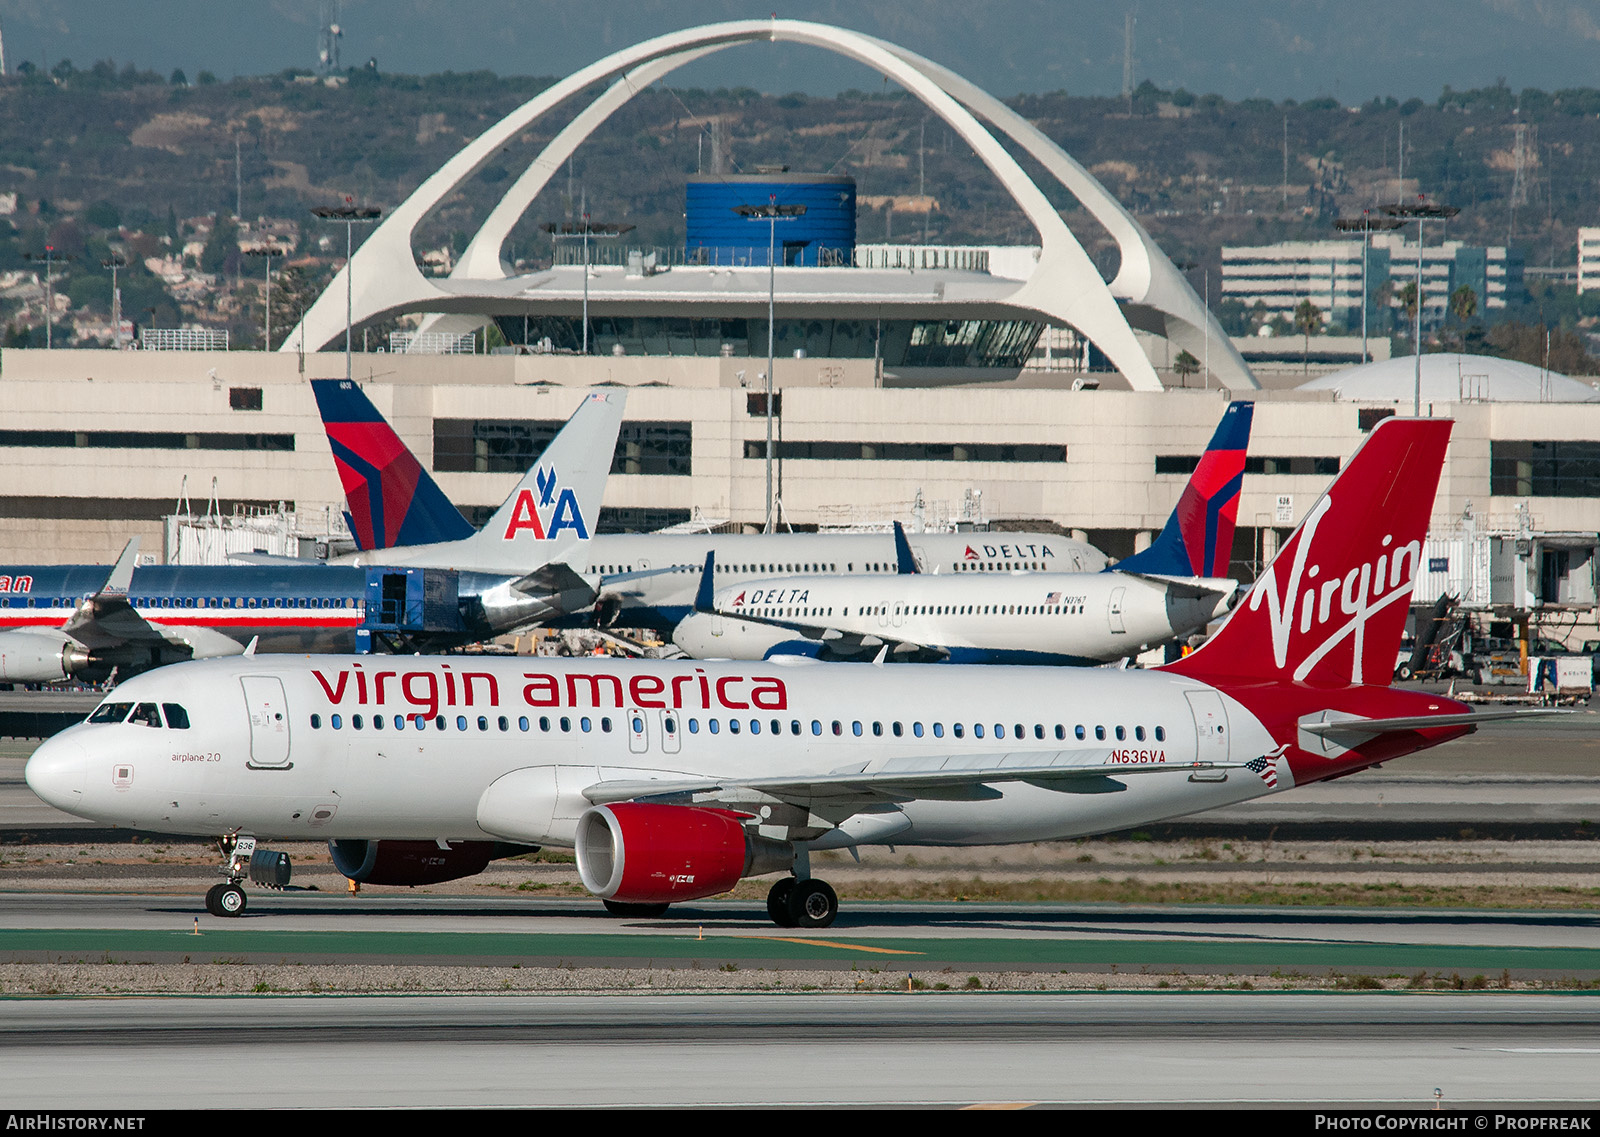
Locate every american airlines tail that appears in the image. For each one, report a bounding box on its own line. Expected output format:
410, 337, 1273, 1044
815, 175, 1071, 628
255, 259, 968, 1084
1162, 415, 1453, 688
323, 387, 627, 573
311, 379, 476, 551
1114, 399, 1253, 578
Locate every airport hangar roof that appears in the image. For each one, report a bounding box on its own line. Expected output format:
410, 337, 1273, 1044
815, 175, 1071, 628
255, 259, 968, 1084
1299, 353, 1600, 404
283, 17, 1259, 395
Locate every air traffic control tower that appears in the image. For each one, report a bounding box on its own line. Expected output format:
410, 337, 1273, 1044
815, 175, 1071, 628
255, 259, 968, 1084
685, 171, 856, 267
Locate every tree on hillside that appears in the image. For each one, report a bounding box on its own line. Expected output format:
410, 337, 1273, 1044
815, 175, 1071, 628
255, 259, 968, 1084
1294, 298, 1324, 372
1486, 322, 1600, 376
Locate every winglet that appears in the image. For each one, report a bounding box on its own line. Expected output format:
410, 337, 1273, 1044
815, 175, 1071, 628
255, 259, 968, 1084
242, 636, 259, 657
100, 537, 140, 597
893, 522, 920, 575
694, 551, 717, 613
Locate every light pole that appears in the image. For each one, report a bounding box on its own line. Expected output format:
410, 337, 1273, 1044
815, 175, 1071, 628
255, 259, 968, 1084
543, 218, 633, 354
244, 245, 286, 351
1383, 198, 1460, 416
25, 247, 66, 348
311, 202, 382, 381
100, 254, 126, 350
733, 196, 807, 532
1334, 211, 1405, 365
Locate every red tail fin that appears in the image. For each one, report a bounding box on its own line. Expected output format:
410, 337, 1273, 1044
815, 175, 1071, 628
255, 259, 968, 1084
1162, 417, 1453, 688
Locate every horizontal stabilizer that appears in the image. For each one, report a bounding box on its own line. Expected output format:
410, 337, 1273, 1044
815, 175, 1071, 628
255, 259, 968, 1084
1300, 708, 1571, 736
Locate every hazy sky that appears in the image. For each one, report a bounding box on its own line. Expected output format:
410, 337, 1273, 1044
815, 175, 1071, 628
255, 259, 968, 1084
3, 1, 1598, 101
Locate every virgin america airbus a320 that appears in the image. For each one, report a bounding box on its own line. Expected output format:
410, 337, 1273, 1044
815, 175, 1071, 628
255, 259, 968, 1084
25, 416, 1541, 927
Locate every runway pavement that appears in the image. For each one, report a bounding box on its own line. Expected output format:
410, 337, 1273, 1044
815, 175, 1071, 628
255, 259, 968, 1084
1, 993, 1598, 1108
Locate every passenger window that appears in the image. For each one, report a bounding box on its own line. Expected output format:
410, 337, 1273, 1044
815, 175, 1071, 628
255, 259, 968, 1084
709, 719, 720, 734
872, 722, 883, 737
560, 717, 571, 732
1155, 726, 1166, 742
953, 723, 965, 738
832, 720, 842, 736
87, 702, 130, 725
394, 715, 405, 730
1135, 726, 1146, 741
581, 717, 591, 732
1034, 724, 1044, 740
852, 721, 863, 737
688, 718, 699, 733
811, 720, 822, 736
352, 714, 364, 730
457, 716, 468, 731
1115, 726, 1126, 741
791, 720, 801, 736
310, 714, 321, 730
974, 724, 985, 739
892, 722, 903, 737
478, 716, 489, 732
1055, 725, 1066, 741
606, 717, 616, 733
1075, 725, 1086, 740
331, 714, 343, 730
1095, 726, 1106, 741
749, 719, 760, 735
928, 723, 939, 738
372, 715, 384, 731
729, 719, 741, 734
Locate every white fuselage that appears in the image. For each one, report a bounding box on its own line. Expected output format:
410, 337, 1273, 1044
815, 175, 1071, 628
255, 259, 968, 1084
673, 569, 1235, 663
27, 654, 1282, 851
344, 531, 1101, 631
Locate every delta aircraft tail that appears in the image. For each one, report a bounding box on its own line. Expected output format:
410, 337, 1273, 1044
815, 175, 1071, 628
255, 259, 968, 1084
1162, 416, 1452, 688
311, 379, 477, 551
1115, 400, 1253, 578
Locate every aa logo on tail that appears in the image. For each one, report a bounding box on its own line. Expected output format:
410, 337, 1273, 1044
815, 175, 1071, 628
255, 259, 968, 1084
503, 466, 590, 541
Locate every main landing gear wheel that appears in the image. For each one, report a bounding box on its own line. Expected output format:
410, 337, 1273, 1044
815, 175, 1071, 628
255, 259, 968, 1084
767, 878, 798, 927
205, 883, 247, 918
602, 899, 671, 918
786, 878, 838, 929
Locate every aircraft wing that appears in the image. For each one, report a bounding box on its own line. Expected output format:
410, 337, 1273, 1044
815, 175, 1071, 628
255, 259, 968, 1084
584, 752, 1246, 818
59, 538, 169, 649
511, 560, 597, 602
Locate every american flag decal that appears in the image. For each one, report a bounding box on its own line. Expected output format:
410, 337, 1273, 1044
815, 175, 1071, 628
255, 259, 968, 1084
1244, 756, 1278, 789
1046, 592, 1062, 604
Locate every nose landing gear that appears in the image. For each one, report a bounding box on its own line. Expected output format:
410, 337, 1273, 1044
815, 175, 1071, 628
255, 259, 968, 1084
205, 882, 247, 917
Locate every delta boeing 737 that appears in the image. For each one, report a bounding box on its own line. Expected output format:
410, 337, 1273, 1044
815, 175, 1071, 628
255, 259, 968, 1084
672, 402, 1252, 664
27, 415, 1546, 929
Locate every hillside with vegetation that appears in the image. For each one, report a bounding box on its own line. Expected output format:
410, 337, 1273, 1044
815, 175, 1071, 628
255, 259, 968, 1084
2, 59, 1598, 363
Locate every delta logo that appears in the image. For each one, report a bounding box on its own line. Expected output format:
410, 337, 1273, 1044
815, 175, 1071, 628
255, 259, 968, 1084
502, 466, 590, 542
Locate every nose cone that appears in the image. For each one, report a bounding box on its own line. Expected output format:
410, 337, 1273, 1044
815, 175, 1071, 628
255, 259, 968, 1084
25, 733, 88, 814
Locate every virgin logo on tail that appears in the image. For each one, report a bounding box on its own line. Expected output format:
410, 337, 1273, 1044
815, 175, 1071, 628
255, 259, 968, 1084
503, 467, 590, 541
1247, 492, 1422, 684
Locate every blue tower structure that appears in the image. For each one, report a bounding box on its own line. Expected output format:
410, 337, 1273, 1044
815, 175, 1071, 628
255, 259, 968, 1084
686, 172, 855, 267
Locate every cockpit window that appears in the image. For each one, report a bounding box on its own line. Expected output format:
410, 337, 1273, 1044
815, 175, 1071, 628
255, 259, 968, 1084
87, 702, 133, 724
162, 704, 191, 730
129, 703, 162, 728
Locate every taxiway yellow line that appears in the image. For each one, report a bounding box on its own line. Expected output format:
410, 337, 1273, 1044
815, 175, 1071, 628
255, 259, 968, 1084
753, 937, 925, 955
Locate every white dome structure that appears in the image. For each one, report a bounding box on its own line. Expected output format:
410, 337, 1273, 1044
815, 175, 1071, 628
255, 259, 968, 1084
282, 18, 1257, 393
1300, 353, 1600, 404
